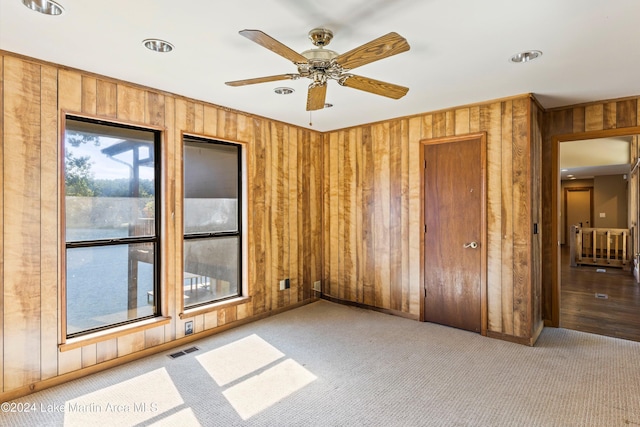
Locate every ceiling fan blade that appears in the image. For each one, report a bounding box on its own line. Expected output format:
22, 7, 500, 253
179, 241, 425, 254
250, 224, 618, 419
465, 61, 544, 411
339, 74, 409, 99
239, 29, 308, 64
225, 74, 299, 87
334, 32, 410, 71
306, 83, 327, 111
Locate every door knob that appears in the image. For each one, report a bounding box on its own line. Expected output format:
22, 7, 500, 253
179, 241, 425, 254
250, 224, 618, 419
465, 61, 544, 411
463, 241, 478, 249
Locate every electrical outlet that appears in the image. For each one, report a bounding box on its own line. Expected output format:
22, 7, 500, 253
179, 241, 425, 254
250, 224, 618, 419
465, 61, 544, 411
185, 321, 193, 335
279, 280, 286, 290
313, 280, 321, 292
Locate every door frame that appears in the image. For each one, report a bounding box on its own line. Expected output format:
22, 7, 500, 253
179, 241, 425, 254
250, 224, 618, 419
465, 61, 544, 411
550, 126, 640, 327
420, 132, 488, 336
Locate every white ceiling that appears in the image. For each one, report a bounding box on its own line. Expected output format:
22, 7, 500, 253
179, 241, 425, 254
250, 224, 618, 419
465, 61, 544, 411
1, 0, 640, 132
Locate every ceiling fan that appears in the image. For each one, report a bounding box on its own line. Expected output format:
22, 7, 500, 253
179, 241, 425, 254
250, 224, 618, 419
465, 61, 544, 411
225, 28, 410, 111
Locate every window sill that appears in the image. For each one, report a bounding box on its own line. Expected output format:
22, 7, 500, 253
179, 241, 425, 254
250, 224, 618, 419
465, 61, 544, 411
180, 296, 252, 319
59, 316, 172, 352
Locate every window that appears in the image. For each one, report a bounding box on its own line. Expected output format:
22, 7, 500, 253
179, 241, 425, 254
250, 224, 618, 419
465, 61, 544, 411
64, 117, 161, 337
183, 136, 241, 308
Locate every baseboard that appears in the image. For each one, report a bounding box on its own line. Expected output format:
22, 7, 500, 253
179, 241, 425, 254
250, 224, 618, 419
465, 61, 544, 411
321, 294, 420, 321
0, 297, 318, 403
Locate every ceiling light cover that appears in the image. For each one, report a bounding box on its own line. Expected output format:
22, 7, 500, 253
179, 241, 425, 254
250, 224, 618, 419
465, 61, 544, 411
510, 50, 542, 63
22, 0, 63, 15
143, 39, 174, 53
274, 87, 295, 95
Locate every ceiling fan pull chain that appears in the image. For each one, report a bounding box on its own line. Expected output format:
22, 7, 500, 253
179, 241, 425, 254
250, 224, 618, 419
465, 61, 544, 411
309, 111, 313, 126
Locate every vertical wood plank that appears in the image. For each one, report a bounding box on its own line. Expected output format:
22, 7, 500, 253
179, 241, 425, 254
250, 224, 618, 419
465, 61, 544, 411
311, 131, 323, 298
289, 128, 299, 304
500, 101, 514, 335
572, 107, 585, 133
145, 92, 165, 127
96, 339, 118, 363
117, 85, 145, 123
482, 102, 504, 333
347, 128, 358, 302
251, 119, 266, 314
270, 122, 282, 308
469, 106, 480, 133
58, 69, 82, 112
263, 119, 273, 311
81, 344, 97, 368
328, 132, 340, 298
40, 64, 59, 381
603, 102, 617, 129
96, 80, 117, 118
203, 105, 218, 136
81, 76, 97, 115
445, 111, 456, 136
455, 108, 470, 135
389, 121, 403, 311
299, 130, 311, 302
3, 57, 42, 390
58, 348, 82, 375
144, 325, 165, 348
163, 96, 177, 341
433, 112, 446, 138
117, 331, 145, 356
408, 117, 422, 316
204, 310, 218, 330
585, 104, 604, 131
373, 123, 391, 308
280, 123, 290, 307
354, 127, 364, 302
362, 126, 375, 306
421, 114, 433, 140
399, 120, 411, 313
194, 103, 204, 134
616, 99, 637, 128
512, 98, 531, 337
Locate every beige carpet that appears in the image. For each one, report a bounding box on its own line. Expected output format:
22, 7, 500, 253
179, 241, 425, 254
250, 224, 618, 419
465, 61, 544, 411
3, 300, 640, 426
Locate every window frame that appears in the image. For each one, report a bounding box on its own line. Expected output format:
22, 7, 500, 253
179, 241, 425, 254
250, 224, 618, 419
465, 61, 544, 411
182, 134, 243, 310
61, 114, 163, 339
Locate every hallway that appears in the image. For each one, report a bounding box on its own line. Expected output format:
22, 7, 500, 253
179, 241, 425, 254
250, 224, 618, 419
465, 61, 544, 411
561, 246, 640, 342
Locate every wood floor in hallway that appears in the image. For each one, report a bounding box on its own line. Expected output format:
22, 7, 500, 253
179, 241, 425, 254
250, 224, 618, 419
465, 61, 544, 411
561, 246, 640, 342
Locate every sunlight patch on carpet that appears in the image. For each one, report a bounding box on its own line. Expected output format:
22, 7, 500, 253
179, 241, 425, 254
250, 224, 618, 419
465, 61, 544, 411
222, 358, 317, 420
63, 368, 183, 426
196, 333, 285, 386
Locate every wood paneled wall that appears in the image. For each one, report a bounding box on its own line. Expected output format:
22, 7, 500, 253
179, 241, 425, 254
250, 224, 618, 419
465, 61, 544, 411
542, 97, 640, 325
0, 52, 322, 399
322, 96, 543, 343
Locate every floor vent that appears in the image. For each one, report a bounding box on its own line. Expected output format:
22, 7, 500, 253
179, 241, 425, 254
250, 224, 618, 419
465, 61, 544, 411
168, 346, 199, 359
595, 293, 609, 299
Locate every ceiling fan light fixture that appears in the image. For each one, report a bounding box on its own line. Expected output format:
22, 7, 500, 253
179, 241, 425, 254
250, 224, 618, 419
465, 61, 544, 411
22, 0, 63, 15
274, 87, 295, 95
510, 50, 542, 63
143, 38, 174, 53
324, 103, 333, 108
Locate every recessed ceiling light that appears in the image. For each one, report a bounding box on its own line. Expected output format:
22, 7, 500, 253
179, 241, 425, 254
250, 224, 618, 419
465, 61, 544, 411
510, 50, 542, 63
274, 87, 295, 95
22, 0, 63, 15
143, 39, 174, 53
561, 169, 569, 172
567, 174, 574, 178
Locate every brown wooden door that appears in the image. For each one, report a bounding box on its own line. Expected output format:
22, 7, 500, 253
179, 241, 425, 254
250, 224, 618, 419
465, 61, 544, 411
424, 136, 485, 333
